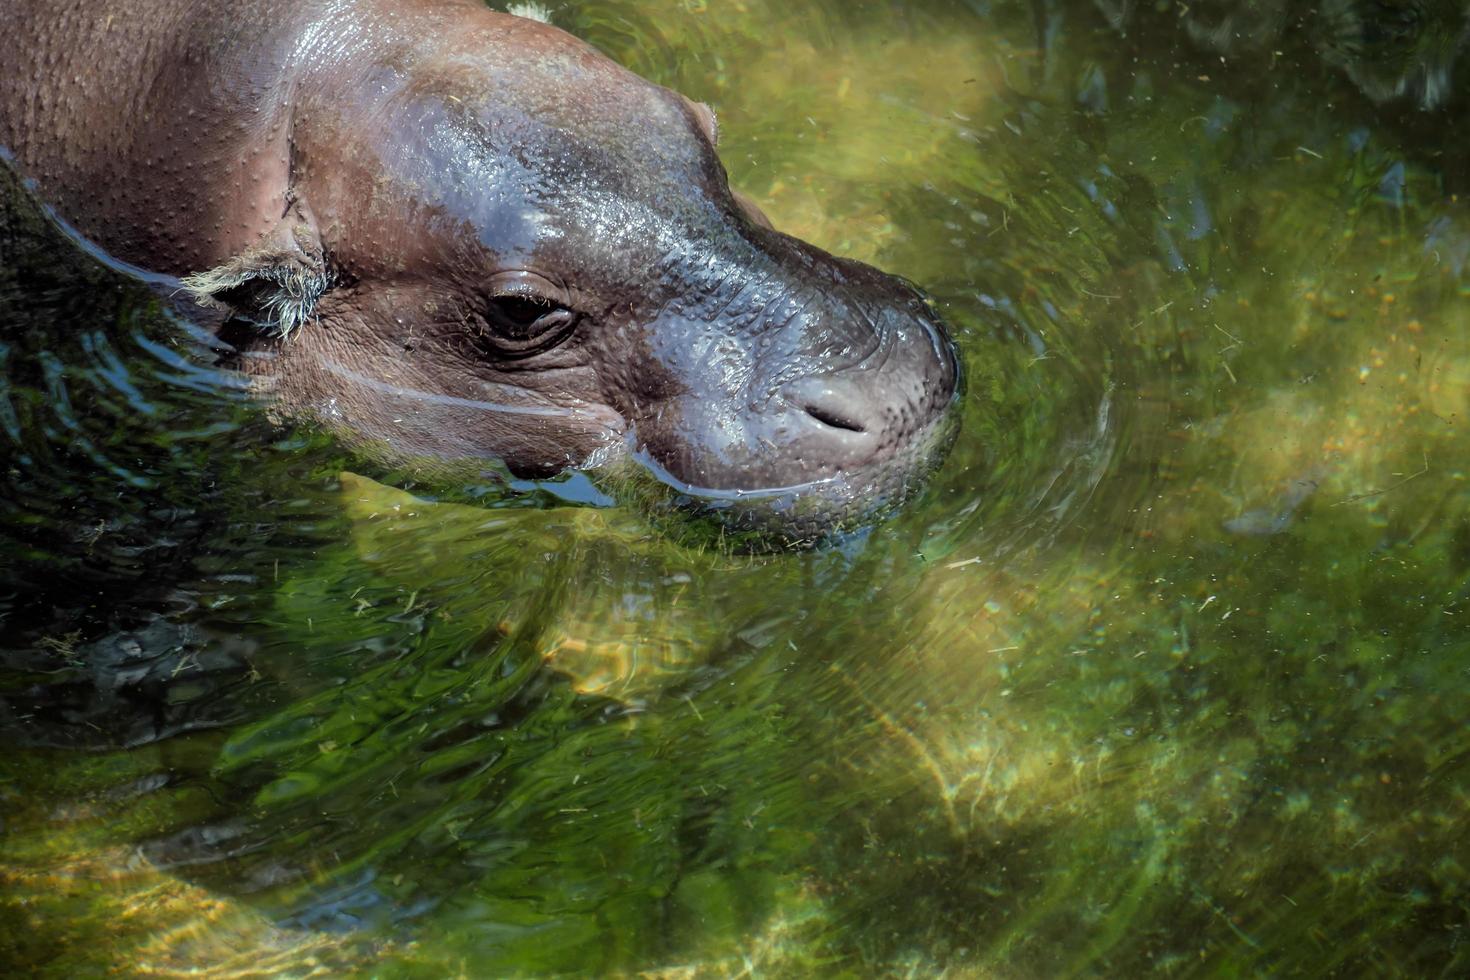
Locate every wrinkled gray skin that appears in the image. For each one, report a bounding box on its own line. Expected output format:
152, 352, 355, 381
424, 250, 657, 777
0, 0, 959, 544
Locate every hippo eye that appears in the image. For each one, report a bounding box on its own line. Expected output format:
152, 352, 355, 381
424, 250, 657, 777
475, 270, 580, 357
487, 295, 567, 338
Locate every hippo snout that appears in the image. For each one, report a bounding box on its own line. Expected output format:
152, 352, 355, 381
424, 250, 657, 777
629, 281, 962, 546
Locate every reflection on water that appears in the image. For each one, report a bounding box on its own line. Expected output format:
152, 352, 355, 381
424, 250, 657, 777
3, 0, 1469, 975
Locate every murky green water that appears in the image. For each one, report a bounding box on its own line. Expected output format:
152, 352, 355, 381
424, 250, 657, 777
3, 1, 1469, 975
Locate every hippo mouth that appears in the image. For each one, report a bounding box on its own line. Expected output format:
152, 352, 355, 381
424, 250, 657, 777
616, 396, 963, 550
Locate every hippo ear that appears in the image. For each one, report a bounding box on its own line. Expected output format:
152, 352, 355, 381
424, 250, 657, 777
180, 195, 329, 338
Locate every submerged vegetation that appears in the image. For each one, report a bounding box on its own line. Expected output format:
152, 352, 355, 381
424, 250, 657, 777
2, 0, 1468, 975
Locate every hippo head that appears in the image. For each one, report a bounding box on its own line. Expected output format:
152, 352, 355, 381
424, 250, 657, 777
188, 12, 959, 546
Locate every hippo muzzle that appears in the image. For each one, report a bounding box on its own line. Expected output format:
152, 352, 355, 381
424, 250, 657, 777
622, 243, 960, 542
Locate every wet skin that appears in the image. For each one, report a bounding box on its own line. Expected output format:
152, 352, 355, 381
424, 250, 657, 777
0, 0, 959, 544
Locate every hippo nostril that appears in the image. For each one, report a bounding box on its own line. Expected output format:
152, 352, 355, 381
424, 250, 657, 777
804, 403, 867, 433
785, 378, 879, 443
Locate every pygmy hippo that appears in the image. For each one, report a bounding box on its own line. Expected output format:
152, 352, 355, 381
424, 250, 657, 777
0, 0, 959, 545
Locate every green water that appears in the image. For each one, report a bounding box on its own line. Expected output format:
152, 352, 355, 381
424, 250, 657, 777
2, 1, 1468, 975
